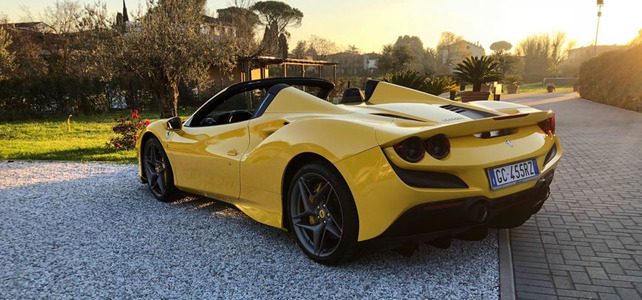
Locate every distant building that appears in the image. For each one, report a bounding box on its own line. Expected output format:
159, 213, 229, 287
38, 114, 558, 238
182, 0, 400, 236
1, 22, 55, 34
567, 45, 626, 63
114, 1, 237, 37
201, 15, 237, 37
364, 52, 381, 75
441, 40, 484, 65
326, 52, 381, 76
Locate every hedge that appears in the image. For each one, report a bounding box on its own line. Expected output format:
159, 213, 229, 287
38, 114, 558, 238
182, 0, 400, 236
0, 75, 108, 121
578, 45, 642, 112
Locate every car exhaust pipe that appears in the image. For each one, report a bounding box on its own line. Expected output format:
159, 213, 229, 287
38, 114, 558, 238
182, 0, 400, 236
465, 200, 489, 223
531, 185, 550, 214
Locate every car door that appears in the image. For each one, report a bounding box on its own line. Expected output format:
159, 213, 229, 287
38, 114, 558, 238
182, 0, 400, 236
166, 89, 263, 202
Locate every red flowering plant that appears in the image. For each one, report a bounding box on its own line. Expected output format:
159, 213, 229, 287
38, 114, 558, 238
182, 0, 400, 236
106, 109, 150, 150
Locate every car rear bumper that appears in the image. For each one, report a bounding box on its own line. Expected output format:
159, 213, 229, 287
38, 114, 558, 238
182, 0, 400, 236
334, 136, 562, 241
360, 171, 553, 251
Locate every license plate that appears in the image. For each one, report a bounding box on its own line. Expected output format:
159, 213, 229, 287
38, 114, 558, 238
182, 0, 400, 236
487, 159, 540, 190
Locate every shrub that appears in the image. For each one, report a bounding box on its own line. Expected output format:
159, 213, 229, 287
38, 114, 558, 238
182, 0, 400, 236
578, 45, 642, 112
546, 84, 556, 93
424, 76, 458, 95
0, 75, 108, 121
107, 110, 149, 150
503, 74, 523, 86
383, 71, 456, 96
384, 71, 428, 92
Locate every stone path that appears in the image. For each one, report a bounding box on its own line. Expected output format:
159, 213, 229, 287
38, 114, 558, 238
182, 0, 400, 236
506, 92, 642, 300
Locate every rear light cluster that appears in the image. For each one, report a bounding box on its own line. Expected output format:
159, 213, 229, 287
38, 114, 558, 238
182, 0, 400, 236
393, 134, 450, 162
538, 117, 556, 134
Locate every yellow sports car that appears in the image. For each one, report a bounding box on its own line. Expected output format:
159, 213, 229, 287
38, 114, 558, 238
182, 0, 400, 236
137, 77, 561, 264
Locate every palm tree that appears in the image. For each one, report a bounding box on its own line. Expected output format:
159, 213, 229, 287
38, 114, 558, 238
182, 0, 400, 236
453, 56, 503, 92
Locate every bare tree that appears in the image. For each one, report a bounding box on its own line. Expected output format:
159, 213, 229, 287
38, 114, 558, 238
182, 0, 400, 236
516, 32, 575, 81
44, 1, 82, 34
18, 5, 35, 22
308, 35, 339, 57
42, 0, 84, 75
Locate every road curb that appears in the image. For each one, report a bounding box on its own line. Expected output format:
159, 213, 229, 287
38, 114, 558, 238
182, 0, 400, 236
498, 229, 516, 300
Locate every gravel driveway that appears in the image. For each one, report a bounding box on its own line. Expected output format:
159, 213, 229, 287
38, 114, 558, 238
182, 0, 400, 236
0, 161, 498, 299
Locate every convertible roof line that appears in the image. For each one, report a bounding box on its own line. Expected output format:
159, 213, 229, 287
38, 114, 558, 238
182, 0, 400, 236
186, 77, 335, 127
252, 84, 291, 119
364, 79, 380, 101
225, 77, 334, 95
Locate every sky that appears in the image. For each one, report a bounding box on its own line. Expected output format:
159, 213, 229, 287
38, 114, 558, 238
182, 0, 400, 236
1, 0, 640, 53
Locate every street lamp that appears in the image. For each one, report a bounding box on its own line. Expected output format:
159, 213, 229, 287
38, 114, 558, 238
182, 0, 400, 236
594, 0, 604, 56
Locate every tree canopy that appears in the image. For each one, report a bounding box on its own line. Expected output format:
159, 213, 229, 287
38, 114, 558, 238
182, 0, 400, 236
251, 1, 303, 34
490, 41, 512, 53
217, 6, 261, 55
378, 35, 436, 75
93, 0, 236, 117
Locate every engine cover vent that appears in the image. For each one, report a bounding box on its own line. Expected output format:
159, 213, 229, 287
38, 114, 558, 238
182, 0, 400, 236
441, 104, 496, 119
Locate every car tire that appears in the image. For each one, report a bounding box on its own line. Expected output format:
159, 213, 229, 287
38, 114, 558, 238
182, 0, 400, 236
287, 161, 359, 265
142, 137, 179, 202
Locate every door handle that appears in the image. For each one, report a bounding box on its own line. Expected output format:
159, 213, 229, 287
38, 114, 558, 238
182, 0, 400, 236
227, 149, 239, 156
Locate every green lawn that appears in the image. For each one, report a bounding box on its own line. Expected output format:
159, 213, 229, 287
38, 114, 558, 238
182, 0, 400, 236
516, 82, 574, 94
0, 110, 190, 164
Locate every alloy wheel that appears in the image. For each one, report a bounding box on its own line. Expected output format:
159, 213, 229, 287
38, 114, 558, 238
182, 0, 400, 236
143, 142, 168, 197
290, 173, 344, 258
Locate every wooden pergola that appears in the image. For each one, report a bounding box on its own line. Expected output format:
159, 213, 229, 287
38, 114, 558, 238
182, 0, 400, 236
238, 56, 338, 82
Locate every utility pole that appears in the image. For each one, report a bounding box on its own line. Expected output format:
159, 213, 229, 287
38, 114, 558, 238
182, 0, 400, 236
594, 0, 604, 57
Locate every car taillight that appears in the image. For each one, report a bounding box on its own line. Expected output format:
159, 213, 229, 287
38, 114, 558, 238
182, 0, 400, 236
393, 137, 425, 162
538, 117, 556, 134
425, 134, 450, 159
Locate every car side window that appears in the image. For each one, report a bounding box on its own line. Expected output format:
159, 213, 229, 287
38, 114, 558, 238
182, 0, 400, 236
198, 88, 265, 127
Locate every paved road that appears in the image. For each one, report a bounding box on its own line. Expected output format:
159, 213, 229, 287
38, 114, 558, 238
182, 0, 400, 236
0, 161, 499, 299
505, 92, 642, 299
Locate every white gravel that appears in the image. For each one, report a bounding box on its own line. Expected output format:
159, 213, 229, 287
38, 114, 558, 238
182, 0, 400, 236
0, 160, 499, 299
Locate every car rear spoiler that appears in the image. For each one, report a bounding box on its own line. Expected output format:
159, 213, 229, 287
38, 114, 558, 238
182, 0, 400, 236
376, 110, 554, 147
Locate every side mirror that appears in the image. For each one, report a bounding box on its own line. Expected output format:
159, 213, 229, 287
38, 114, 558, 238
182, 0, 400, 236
166, 117, 182, 131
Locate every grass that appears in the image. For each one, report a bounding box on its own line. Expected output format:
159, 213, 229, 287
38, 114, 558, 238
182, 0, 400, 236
0, 110, 191, 164
516, 82, 574, 94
